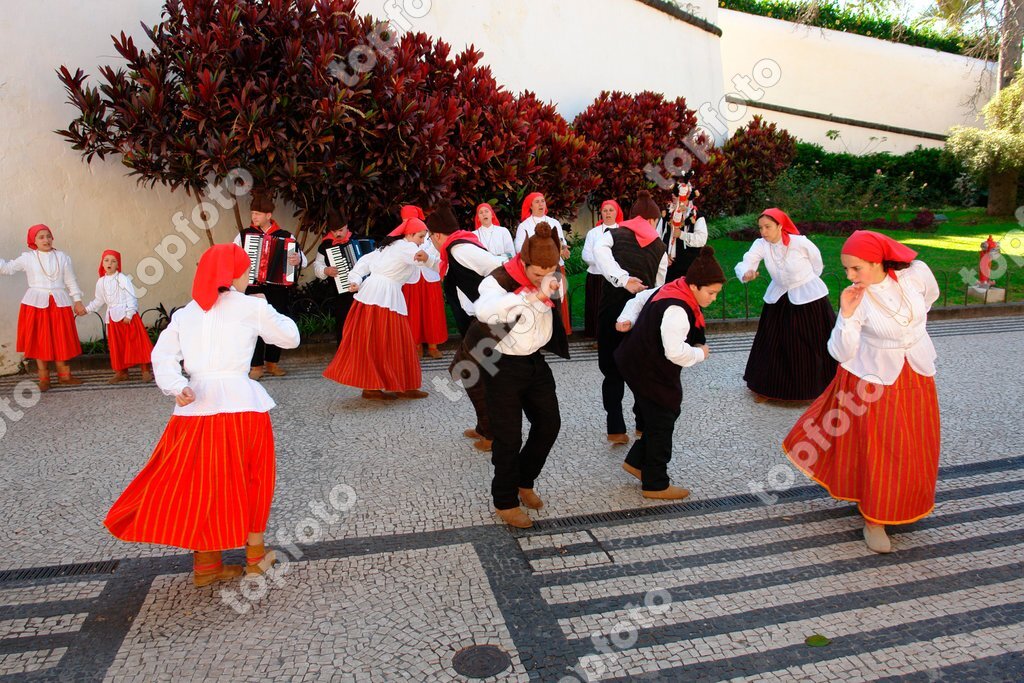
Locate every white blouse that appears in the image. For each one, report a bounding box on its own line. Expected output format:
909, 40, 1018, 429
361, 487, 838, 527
406, 238, 441, 285
474, 275, 554, 357
85, 273, 140, 323
514, 216, 567, 266
828, 260, 939, 385
152, 290, 300, 416
581, 224, 615, 275
0, 250, 83, 308
734, 235, 829, 305
474, 225, 515, 260
350, 240, 422, 315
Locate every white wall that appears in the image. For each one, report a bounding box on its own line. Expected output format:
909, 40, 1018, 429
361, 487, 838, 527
718, 8, 996, 154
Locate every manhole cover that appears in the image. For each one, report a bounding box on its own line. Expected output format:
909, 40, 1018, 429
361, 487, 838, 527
452, 644, 512, 678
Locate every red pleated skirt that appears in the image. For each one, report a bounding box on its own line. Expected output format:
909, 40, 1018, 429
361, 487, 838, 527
783, 363, 941, 525
105, 411, 275, 551
17, 298, 82, 361
107, 314, 154, 371
402, 278, 449, 345
322, 302, 421, 391
559, 266, 573, 336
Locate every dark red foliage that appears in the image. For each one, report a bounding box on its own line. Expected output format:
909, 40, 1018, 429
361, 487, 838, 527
573, 91, 700, 209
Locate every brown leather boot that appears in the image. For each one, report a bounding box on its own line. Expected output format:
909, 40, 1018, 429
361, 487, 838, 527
245, 544, 278, 575
473, 439, 493, 452
38, 375, 51, 392
396, 389, 429, 399
265, 362, 287, 377
140, 366, 154, 382
362, 389, 397, 401
463, 428, 482, 439
606, 433, 629, 445
192, 551, 243, 587
57, 373, 83, 386
248, 366, 265, 381
426, 345, 443, 359
495, 507, 533, 528
622, 463, 642, 481
642, 485, 691, 501
518, 488, 544, 510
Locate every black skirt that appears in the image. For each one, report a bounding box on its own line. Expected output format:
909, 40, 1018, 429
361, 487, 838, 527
743, 293, 838, 401
584, 272, 603, 338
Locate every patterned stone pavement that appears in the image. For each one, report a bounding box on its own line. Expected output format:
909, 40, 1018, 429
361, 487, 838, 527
0, 316, 1021, 681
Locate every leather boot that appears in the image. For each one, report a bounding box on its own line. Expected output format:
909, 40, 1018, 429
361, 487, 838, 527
518, 488, 544, 510
495, 507, 533, 528
642, 485, 690, 500
265, 362, 287, 377
245, 544, 278, 575
193, 551, 243, 587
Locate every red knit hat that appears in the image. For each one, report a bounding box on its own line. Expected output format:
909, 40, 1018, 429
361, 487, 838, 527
192, 244, 251, 311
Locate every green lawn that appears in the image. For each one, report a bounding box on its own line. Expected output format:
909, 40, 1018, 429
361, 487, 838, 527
454, 208, 1024, 332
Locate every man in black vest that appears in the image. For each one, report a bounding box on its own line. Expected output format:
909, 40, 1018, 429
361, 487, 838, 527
233, 193, 306, 380
593, 191, 668, 445
426, 201, 503, 451
657, 175, 709, 282
471, 222, 569, 528
614, 247, 725, 499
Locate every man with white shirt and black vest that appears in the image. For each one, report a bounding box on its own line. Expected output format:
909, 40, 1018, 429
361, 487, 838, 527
470, 222, 569, 528
426, 201, 504, 451
233, 193, 307, 380
593, 191, 668, 446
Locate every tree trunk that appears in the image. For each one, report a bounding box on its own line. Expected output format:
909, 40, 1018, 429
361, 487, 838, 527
987, 168, 1019, 216
998, 0, 1024, 90
232, 196, 244, 234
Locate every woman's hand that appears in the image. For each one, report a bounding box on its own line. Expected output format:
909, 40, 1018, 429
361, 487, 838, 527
348, 284, 359, 293
414, 251, 428, 263
175, 387, 196, 407
73, 302, 87, 316
615, 321, 632, 332
624, 277, 648, 294
742, 270, 758, 283
840, 284, 867, 318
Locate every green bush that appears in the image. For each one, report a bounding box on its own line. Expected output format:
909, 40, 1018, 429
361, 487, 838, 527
718, 0, 996, 59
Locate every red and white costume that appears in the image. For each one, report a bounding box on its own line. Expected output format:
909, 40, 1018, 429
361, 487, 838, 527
1, 225, 83, 361
399, 206, 448, 346
784, 231, 941, 525
85, 250, 153, 371
473, 204, 515, 261
514, 193, 573, 335
105, 244, 300, 551
323, 219, 424, 391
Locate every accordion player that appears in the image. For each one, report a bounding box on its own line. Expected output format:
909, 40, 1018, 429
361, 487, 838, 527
324, 239, 376, 294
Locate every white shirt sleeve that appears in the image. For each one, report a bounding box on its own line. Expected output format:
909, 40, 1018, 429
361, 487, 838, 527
513, 224, 528, 252
123, 274, 140, 317
232, 234, 243, 247
84, 279, 105, 315
581, 228, 600, 268
256, 297, 301, 349
475, 275, 549, 324
500, 228, 515, 257
348, 251, 376, 286
452, 243, 503, 276
313, 252, 328, 280
595, 231, 629, 288
0, 254, 28, 276
62, 253, 83, 302
827, 307, 864, 364
679, 216, 708, 248
152, 313, 190, 397
734, 240, 765, 281
805, 237, 824, 277
617, 287, 657, 324
656, 253, 668, 287
662, 306, 705, 367
906, 260, 940, 310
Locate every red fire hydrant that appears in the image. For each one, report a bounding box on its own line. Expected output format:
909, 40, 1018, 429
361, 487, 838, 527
979, 235, 1000, 286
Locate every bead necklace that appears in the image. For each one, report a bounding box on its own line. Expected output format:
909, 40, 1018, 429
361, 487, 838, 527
34, 250, 60, 282
866, 280, 914, 327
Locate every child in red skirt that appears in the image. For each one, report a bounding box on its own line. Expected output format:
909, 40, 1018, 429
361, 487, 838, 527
82, 250, 154, 384
399, 206, 448, 359
323, 215, 430, 400
783, 230, 940, 554
0, 224, 85, 390
104, 244, 300, 587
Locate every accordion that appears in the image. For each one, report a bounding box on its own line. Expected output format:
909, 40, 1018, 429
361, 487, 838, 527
244, 233, 297, 286
325, 239, 376, 294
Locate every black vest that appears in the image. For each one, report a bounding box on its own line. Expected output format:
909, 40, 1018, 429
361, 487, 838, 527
455, 266, 570, 369
600, 229, 666, 316
443, 238, 490, 336
660, 210, 704, 281
615, 295, 705, 409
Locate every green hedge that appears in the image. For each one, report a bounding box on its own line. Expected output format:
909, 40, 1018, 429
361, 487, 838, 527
718, 0, 997, 60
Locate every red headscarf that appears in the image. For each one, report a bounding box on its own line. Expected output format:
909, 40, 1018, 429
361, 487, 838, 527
653, 277, 705, 327
618, 216, 660, 249
760, 208, 799, 246
521, 192, 545, 221
598, 200, 624, 225
474, 203, 501, 229
27, 224, 51, 250
841, 230, 918, 280
401, 205, 425, 221
439, 231, 486, 277
192, 244, 251, 311
387, 217, 427, 237
98, 249, 122, 277
502, 255, 555, 307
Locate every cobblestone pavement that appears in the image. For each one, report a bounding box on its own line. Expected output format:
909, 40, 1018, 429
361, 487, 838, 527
0, 316, 1021, 681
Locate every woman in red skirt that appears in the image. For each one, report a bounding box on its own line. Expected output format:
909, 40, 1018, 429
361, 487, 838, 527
104, 244, 300, 587
323, 215, 430, 400
82, 250, 153, 383
783, 230, 940, 553
0, 224, 85, 390
399, 206, 448, 359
